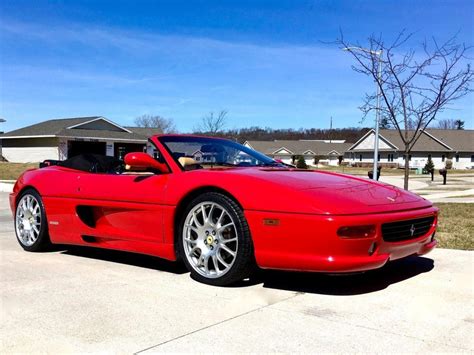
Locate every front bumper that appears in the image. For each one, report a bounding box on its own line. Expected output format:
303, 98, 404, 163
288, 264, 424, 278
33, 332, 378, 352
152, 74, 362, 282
245, 206, 438, 273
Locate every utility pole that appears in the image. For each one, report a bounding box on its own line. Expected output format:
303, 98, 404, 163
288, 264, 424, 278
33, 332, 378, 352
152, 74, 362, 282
343, 47, 383, 180
329, 116, 333, 143
0, 118, 5, 160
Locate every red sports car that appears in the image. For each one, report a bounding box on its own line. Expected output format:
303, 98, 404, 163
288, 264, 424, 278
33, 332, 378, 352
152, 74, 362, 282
10, 135, 438, 285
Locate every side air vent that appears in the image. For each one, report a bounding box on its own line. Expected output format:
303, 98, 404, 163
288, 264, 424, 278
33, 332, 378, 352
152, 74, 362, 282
76, 206, 96, 228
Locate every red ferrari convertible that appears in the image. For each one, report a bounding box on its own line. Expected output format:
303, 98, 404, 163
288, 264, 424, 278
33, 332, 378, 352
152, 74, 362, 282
10, 135, 438, 285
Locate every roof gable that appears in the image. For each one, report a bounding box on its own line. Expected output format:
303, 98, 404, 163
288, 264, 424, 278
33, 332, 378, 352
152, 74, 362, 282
67, 117, 131, 133
273, 147, 293, 155
349, 130, 398, 151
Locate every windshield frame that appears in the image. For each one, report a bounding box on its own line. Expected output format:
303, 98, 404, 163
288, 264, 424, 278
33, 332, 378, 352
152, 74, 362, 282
157, 135, 278, 171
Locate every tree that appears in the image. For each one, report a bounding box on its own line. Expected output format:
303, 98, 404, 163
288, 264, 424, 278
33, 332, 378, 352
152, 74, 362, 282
424, 156, 434, 173
296, 156, 308, 169
336, 30, 473, 189
436, 118, 465, 129
134, 114, 176, 133
379, 116, 391, 129
194, 110, 227, 135
455, 119, 465, 130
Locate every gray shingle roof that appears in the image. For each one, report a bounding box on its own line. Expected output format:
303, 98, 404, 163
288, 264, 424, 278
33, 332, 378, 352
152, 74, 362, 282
246, 140, 352, 156
424, 129, 474, 152
125, 127, 164, 138
1, 117, 100, 137
0, 117, 163, 142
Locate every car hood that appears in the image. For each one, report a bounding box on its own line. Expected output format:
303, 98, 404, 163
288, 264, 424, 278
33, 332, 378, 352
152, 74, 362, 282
204, 168, 431, 215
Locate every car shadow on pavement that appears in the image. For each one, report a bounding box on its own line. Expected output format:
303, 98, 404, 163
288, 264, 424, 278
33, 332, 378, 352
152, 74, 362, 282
59, 246, 188, 274
56, 246, 434, 294
256, 255, 434, 295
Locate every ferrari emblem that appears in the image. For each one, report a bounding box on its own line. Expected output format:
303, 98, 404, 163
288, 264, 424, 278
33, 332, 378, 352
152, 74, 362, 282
410, 224, 416, 237
206, 236, 214, 245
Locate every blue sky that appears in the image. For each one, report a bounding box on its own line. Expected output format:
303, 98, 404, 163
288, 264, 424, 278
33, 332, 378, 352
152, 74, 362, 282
0, 0, 473, 132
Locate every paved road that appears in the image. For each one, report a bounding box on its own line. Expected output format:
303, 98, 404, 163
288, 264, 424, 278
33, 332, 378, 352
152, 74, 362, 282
1, 192, 473, 353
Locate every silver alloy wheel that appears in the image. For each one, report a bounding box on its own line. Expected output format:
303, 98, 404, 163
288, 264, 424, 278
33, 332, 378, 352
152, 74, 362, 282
182, 201, 238, 278
16, 194, 42, 247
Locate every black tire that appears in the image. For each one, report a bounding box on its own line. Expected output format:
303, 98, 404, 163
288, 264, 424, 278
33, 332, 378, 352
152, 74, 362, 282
177, 192, 255, 286
14, 188, 52, 252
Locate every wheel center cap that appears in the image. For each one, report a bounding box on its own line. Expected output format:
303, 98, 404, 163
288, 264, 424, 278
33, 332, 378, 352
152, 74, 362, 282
23, 219, 32, 230
206, 235, 214, 245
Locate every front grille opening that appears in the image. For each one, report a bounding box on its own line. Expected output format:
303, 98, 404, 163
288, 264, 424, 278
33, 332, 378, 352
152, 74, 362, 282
382, 216, 435, 242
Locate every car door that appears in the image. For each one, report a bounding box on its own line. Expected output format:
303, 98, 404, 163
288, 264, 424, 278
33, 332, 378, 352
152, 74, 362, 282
73, 141, 171, 245
74, 170, 170, 244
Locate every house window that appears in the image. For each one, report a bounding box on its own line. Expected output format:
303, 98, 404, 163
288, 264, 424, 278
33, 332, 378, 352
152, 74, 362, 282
471, 155, 474, 163
428, 154, 432, 160
359, 154, 362, 161
442, 154, 445, 162
455, 154, 460, 162
377, 154, 380, 161
388, 153, 394, 162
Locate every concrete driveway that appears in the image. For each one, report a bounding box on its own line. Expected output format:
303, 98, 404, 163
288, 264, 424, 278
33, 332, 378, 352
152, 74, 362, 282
0, 192, 473, 353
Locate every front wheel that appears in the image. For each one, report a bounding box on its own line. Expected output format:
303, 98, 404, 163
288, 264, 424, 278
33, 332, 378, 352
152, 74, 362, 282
178, 192, 254, 286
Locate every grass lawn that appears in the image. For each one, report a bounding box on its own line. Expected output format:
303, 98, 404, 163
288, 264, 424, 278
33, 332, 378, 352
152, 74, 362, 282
0, 162, 37, 181
435, 203, 473, 250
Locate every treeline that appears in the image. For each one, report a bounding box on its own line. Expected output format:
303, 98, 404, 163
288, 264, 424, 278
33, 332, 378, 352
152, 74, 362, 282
196, 126, 371, 143
133, 113, 371, 143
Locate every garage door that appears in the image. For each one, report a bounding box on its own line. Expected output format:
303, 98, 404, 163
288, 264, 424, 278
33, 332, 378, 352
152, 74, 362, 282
67, 141, 106, 158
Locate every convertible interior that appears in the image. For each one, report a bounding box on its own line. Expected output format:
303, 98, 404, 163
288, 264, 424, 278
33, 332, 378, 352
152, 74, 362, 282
40, 153, 201, 174
40, 154, 125, 174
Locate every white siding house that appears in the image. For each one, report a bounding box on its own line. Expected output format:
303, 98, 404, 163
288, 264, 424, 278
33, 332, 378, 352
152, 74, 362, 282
244, 140, 352, 166
0, 116, 162, 163
347, 129, 474, 170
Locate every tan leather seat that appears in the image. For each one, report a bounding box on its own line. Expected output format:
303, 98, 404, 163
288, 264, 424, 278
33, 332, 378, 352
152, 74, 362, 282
178, 157, 198, 167
121, 164, 154, 175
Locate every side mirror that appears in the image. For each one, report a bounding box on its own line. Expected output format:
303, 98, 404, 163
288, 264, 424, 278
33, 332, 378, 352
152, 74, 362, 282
124, 152, 169, 174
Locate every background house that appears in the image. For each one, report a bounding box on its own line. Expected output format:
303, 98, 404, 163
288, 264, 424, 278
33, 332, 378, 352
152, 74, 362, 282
0, 116, 162, 163
244, 140, 352, 166
347, 129, 474, 169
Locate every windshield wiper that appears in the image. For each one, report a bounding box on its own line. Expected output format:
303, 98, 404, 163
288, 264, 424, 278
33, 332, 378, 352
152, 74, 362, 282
259, 162, 285, 167
200, 162, 238, 167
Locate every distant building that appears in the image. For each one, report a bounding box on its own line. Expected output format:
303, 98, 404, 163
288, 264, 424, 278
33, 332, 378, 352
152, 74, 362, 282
244, 140, 352, 166
0, 116, 162, 163
347, 129, 474, 169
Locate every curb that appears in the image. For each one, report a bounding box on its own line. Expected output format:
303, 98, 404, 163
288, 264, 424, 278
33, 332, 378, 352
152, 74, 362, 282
0, 182, 14, 193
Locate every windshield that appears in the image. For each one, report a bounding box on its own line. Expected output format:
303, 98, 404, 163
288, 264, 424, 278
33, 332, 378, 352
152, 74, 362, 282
159, 136, 281, 169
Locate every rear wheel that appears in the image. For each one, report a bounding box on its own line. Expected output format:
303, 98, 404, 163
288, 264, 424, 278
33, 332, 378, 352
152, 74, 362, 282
178, 192, 254, 286
15, 189, 51, 252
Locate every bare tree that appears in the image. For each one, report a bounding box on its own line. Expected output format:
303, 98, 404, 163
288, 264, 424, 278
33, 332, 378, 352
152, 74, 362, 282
194, 110, 228, 135
134, 114, 176, 133
336, 30, 473, 189
436, 118, 465, 129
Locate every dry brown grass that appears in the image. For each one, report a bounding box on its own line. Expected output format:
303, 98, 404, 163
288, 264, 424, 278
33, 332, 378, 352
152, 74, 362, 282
0, 162, 37, 181
313, 165, 474, 176
312, 165, 417, 176
435, 203, 473, 250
